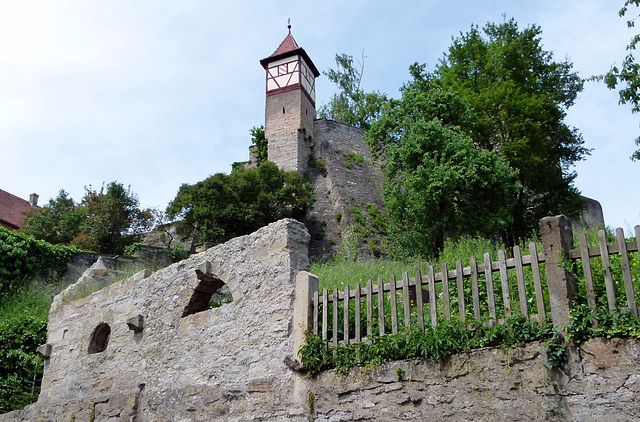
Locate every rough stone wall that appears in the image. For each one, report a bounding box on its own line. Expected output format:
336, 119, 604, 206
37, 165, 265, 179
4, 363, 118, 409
266, 89, 316, 173
1, 219, 312, 422
307, 119, 386, 261
310, 338, 640, 422
573, 196, 606, 232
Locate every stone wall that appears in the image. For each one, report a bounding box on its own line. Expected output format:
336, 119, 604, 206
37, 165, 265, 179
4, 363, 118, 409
1, 219, 312, 422
310, 338, 640, 422
2, 218, 640, 421
307, 119, 386, 261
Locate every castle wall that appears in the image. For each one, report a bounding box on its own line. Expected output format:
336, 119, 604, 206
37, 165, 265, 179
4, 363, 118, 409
2, 219, 312, 422
307, 119, 386, 261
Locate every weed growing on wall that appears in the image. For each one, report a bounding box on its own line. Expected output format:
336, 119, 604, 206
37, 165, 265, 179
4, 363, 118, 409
299, 315, 556, 376
566, 304, 640, 344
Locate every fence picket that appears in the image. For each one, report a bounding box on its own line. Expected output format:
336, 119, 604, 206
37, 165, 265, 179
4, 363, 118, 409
332, 288, 338, 347
529, 242, 545, 321
616, 228, 638, 317
513, 246, 529, 320
456, 260, 466, 321
415, 269, 425, 330
366, 279, 373, 337
578, 234, 596, 309
441, 263, 451, 320
322, 289, 328, 341
598, 230, 617, 312
377, 277, 385, 336
402, 272, 411, 328
313, 290, 319, 335
498, 250, 512, 318
355, 283, 362, 342
483, 253, 497, 323
343, 285, 350, 344
470, 256, 481, 321
428, 266, 437, 327
390, 275, 398, 334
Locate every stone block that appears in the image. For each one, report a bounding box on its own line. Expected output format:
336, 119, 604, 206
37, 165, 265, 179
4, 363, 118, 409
126, 314, 144, 332
36, 343, 52, 359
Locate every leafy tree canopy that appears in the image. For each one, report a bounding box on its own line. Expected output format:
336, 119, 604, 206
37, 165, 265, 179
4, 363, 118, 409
435, 18, 588, 242
22, 182, 154, 254
166, 161, 314, 245
366, 69, 520, 257
318, 53, 388, 130
604, 1, 640, 160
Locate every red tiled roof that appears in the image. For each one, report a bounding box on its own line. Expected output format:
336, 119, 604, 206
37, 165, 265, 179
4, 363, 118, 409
259, 27, 320, 77
0, 189, 33, 230
270, 32, 300, 58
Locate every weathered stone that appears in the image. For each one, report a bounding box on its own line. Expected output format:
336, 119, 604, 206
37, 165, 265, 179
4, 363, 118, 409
35, 343, 52, 359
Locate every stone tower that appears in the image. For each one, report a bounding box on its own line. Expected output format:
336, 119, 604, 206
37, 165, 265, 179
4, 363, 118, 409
260, 25, 320, 173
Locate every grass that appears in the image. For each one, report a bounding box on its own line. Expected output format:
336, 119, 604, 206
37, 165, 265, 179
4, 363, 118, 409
311, 235, 513, 293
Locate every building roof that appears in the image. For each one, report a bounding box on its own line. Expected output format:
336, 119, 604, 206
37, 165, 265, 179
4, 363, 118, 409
0, 189, 33, 230
259, 26, 320, 77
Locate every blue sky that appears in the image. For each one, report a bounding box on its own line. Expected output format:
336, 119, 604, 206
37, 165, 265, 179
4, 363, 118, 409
1, 0, 638, 232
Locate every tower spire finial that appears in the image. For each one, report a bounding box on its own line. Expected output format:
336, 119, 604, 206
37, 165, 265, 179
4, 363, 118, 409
287, 18, 291, 34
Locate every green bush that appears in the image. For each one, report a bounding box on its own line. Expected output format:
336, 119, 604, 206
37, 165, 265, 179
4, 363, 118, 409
0, 227, 77, 300
0, 288, 50, 413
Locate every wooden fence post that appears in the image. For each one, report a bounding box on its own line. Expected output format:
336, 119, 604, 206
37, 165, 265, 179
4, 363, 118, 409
540, 215, 577, 329
293, 271, 319, 359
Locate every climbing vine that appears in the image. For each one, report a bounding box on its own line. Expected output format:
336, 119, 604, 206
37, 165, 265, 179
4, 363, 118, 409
0, 227, 78, 300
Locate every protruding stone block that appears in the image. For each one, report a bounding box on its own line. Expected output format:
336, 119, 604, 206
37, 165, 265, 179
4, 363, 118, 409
126, 314, 144, 332
36, 343, 52, 359
91, 256, 108, 276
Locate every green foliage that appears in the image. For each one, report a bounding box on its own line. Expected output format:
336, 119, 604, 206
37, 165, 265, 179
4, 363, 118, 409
23, 182, 154, 254
170, 243, 190, 262
299, 315, 554, 376
435, 18, 588, 241
318, 53, 388, 130
21, 190, 85, 245
0, 227, 77, 300
604, 1, 640, 159
0, 288, 50, 413
366, 74, 519, 257
123, 242, 142, 257
543, 329, 566, 369
344, 152, 364, 169
567, 304, 640, 345
166, 161, 314, 245
250, 125, 268, 164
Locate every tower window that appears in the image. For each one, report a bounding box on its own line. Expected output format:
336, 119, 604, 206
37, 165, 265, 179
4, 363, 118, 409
283, 107, 285, 114
88, 323, 111, 354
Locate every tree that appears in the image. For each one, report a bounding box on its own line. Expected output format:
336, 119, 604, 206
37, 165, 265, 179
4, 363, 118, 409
166, 162, 313, 245
21, 190, 85, 245
435, 18, 588, 242
250, 125, 268, 164
604, 1, 640, 160
366, 69, 520, 257
79, 182, 154, 253
318, 53, 388, 130
22, 182, 154, 254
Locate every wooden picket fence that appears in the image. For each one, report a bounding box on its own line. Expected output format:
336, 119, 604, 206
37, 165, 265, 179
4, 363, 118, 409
308, 218, 640, 348
570, 226, 640, 317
